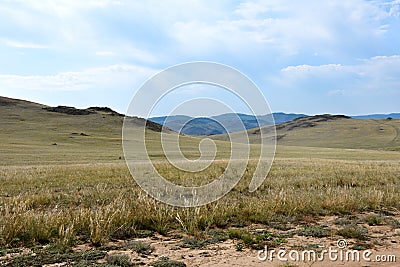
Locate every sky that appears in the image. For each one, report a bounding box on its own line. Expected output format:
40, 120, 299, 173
0, 0, 399, 117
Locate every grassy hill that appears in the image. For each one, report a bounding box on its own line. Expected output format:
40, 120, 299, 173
212, 114, 400, 151
0, 96, 235, 165
0, 96, 128, 165
0, 96, 184, 164
2, 96, 400, 166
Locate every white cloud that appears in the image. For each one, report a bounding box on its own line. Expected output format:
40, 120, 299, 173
234, 0, 284, 19
1, 0, 399, 63
2, 39, 49, 49
274, 55, 400, 95
0, 0, 399, 115
0, 0, 159, 64
94, 45, 159, 64
167, 0, 398, 58
381, 0, 400, 17
281, 64, 343, 76
327, 89, 346, 96
0, 64, 157, 92
169, 83, 217, 96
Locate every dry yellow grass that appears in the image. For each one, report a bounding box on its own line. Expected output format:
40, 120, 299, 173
1, 156, 399, 248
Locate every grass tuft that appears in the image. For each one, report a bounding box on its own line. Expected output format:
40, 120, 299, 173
298, 225, 332, 238
336, 226, 368, 240
106, 254, 133, 267
150, 259, 186, 267
126, 240, 154, 255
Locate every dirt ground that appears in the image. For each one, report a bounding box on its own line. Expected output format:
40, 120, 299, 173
1, 212, 400, 267
96, 224, 400, 267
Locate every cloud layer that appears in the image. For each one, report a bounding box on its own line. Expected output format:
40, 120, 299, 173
0, 0, 399, 114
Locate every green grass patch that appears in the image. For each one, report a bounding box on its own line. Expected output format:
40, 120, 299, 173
150, 259, 186, 267
336, 226, 368, 240
126, 240, 154, 255
298, 225, 332, 238
106, 254, 133, 267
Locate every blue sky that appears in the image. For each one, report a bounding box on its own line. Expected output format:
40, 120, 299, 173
0, 0, 399, 117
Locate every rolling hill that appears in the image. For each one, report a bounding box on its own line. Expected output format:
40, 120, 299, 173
212, 114, 400, 151
0, 96, 166, 165
0, 96, 233, 165
2, 96, 399, 166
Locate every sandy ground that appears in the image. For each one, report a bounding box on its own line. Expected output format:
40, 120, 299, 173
97, 230, 400, 267
102, 212, 400, 267
2, 212, 400, 266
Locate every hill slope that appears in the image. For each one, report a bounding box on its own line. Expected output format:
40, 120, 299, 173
0, 96, 234, 165
2, 96, 399, 166
212, 114, 400, 151
0, 96, 165, 165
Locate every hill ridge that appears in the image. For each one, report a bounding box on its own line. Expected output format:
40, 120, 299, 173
211, 113, 400, 151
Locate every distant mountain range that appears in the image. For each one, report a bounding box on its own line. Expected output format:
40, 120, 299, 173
149, 112, 400, 135
352, 113, 400, 119
149, 112, 307, 135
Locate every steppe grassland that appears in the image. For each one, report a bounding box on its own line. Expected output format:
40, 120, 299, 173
1, 146, 400, 248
